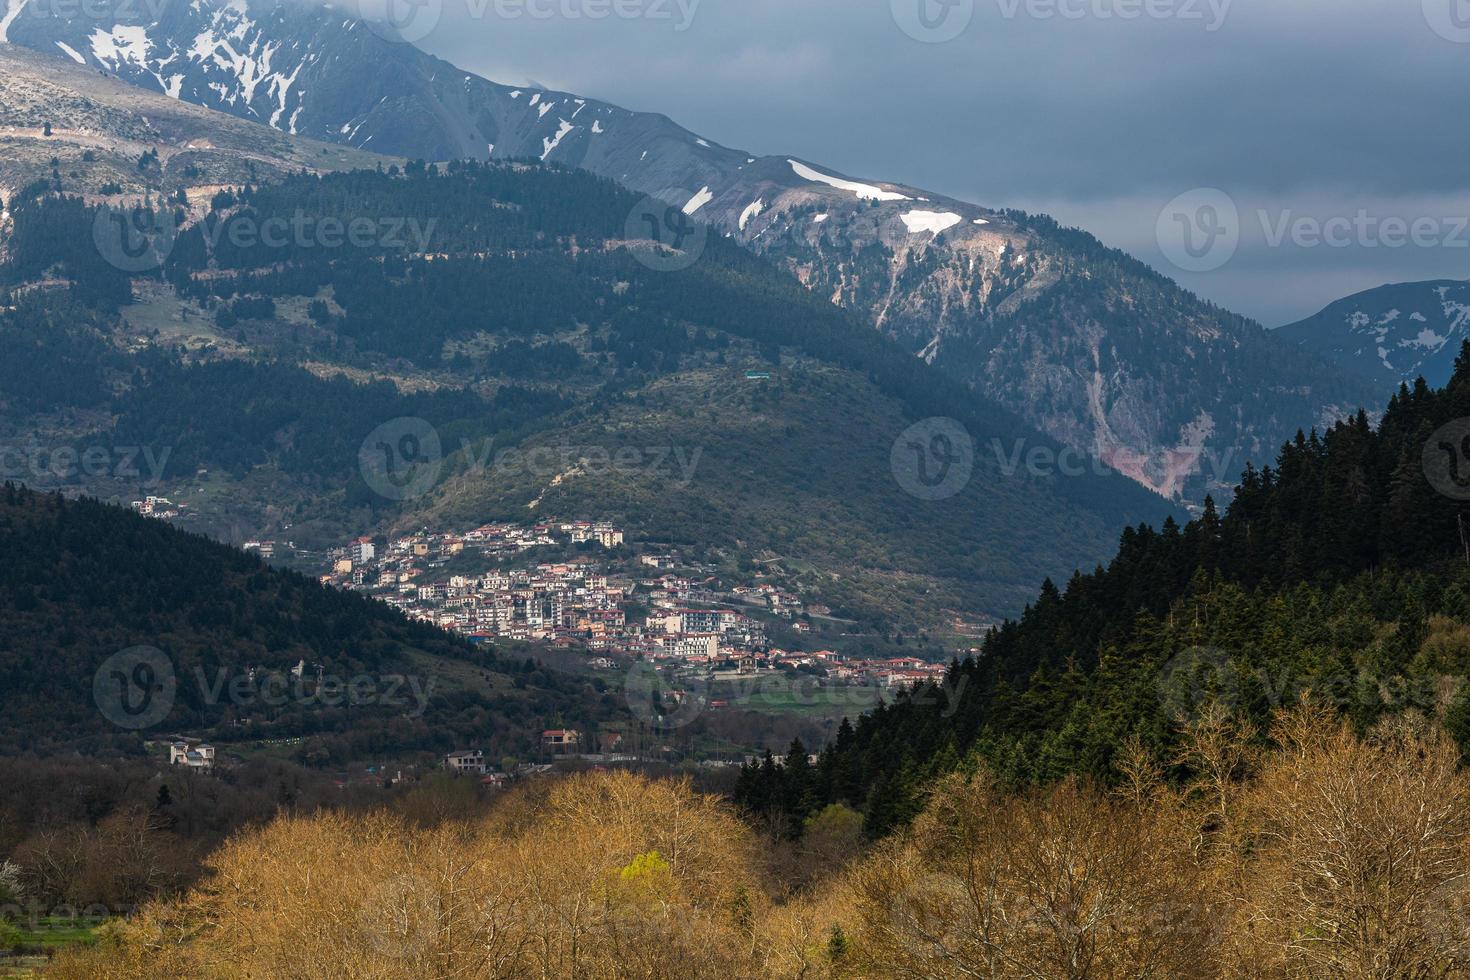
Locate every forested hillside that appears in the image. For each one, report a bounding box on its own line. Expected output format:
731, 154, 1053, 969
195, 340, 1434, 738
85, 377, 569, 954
0, 485, 621, 756
740, 350, 1470, 834
0, 161, 1174, 628
1, 4, 1378, 506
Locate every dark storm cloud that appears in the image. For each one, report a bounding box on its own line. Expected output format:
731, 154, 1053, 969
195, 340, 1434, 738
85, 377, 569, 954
414, 0, 1470, 325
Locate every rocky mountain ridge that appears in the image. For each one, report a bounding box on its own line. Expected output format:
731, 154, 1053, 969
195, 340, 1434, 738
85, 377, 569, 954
1, 0, 1379, 500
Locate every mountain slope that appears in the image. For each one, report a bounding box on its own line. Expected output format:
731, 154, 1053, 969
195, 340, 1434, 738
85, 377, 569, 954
2, 0, 1379, 502
1277, 280, 1470, 390
0, 42, 394, 204
0, 161, 1178, 629
0, 483, 621, 755
744, 346, 1470, 835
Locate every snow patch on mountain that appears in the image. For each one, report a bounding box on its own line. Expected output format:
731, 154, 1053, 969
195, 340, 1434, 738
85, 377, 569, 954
738, 199, 764, 231
2, 0, 1371, 508
788, 160, 910, 202
90, 25, 151, 68
900, 210, 962, 235
0, 0, 26, 43
540, 118, 574, 160
267, 60, 303, 128
55, 41, 85, 64
1410, 328, 1447, 350
683, 186, 713, 215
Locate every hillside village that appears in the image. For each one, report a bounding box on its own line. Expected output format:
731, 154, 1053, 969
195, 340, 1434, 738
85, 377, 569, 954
117, 505, 956, 773
306, 520, 950, 691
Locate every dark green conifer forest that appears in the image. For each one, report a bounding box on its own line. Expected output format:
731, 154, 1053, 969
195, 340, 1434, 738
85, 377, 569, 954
740, 350, 1470, 835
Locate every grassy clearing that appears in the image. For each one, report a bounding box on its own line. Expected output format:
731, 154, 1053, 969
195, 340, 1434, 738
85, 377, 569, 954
0, 915, 109, 976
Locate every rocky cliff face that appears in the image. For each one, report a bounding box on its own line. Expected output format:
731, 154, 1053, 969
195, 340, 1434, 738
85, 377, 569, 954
2, 0, 1379, 501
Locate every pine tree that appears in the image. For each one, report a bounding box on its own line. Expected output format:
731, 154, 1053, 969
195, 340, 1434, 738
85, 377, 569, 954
782, 738, 814, 836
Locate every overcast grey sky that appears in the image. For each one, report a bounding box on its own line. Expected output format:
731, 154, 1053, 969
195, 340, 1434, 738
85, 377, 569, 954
419, 0, 1470, 326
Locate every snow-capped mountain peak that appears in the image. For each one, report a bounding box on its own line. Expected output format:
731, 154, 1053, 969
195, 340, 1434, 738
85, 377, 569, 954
2, 0, 1379, 502
1277, 280, 1470, 389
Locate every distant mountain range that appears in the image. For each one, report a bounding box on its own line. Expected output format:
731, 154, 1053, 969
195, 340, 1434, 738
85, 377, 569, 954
0, 54, 1176, 630
1277, 280, 1470, 390
0, 0, 1379, 502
